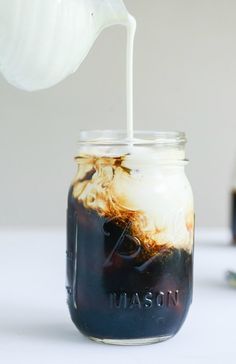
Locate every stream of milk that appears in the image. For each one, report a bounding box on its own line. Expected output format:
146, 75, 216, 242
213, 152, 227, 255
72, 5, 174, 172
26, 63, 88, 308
126, 15, 136, 141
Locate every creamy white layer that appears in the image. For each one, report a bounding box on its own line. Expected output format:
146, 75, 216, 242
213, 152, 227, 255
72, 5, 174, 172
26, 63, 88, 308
73, 146, 194, 254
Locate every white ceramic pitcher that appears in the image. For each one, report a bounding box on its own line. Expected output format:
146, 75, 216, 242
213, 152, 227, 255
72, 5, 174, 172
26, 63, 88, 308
0, 0, 131, 91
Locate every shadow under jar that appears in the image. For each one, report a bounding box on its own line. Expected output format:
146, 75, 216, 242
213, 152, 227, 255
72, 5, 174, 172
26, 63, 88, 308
66, 130, 194, 345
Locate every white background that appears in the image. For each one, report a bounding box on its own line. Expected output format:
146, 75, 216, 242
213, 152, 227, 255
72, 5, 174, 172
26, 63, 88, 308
1, 2, 236, 362
1, 0, 236, 228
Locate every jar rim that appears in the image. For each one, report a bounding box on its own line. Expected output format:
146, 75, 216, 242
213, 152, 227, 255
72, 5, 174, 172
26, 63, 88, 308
78, 130, 187, 146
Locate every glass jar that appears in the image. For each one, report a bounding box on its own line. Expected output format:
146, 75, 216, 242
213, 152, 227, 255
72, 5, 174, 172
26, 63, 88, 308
231, 166, 236, 244
66, 130, 194, 345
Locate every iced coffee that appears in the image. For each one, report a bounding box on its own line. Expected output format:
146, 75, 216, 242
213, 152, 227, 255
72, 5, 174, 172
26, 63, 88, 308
66, 131, 194, 345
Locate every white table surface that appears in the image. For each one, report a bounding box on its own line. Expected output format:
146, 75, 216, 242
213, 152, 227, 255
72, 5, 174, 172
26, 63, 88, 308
0, 229, 236, 364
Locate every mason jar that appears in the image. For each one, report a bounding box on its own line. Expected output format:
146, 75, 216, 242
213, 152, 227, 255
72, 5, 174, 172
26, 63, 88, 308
66, 130, 194, 345
231, 165, 236, 244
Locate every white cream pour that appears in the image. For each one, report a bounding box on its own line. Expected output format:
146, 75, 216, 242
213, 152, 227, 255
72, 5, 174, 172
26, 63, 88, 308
0, 0, 136, 140
126, 15, 136, 141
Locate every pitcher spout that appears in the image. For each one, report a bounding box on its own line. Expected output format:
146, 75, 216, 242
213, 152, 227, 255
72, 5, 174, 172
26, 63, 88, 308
90, 0, 131, 31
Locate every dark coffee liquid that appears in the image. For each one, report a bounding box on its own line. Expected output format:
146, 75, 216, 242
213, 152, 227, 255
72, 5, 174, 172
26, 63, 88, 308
231, 191, 236, 244
66, 187, 193, 340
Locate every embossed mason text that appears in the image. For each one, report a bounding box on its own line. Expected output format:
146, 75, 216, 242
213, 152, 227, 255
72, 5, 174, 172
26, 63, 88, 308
110, 291, 179, 309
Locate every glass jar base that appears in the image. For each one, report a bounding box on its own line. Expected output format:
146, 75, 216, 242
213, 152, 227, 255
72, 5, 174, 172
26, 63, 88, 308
89, 335, 172, 346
